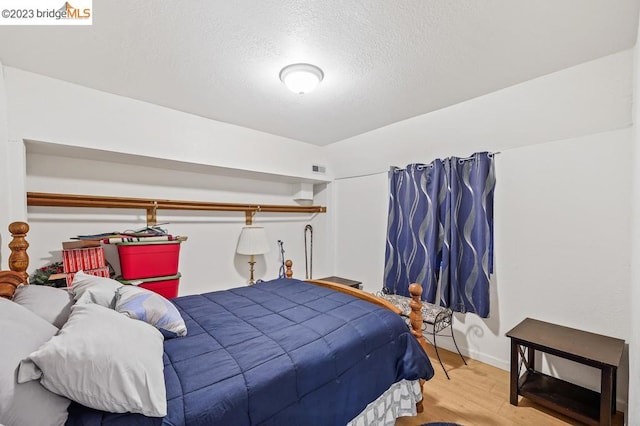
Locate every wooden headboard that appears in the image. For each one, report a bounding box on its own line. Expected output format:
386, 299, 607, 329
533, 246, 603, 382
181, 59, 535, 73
0, 221, 30, 299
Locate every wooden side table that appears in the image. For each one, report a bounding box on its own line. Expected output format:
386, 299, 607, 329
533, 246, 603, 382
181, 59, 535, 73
506, 318, 625, 426
316, 276, 362, 289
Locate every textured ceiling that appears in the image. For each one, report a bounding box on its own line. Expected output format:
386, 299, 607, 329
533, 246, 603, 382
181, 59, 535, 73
0, 1, 638, 145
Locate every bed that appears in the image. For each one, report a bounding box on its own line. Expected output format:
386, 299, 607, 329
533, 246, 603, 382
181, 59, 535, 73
0, 221, 434, 426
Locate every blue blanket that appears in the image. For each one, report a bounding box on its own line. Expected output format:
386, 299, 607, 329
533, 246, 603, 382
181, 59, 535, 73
66, 278, 434, 425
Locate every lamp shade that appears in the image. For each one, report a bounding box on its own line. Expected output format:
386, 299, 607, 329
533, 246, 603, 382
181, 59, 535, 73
236, 226, 270, 255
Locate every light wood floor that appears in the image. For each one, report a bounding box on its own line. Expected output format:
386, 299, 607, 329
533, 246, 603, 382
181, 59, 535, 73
396, 346, 623, 426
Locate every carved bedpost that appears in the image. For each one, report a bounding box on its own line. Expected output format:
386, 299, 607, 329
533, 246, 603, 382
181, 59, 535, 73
8, 221, 29, 282
408, 283, 427, 413
408, 283, 426, 348
285, 260, 293, 278
0, 271, 25, 299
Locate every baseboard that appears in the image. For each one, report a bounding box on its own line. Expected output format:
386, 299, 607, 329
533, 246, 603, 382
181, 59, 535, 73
435, 340, 510, 371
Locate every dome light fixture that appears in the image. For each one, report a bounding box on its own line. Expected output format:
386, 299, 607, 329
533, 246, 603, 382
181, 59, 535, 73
279, 63, 324, 94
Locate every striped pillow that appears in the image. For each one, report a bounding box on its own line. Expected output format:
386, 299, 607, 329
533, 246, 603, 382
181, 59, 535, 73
114, 285, 187, 338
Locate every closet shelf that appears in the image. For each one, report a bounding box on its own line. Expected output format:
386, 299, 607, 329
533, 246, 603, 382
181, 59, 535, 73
27, 192, 327, 226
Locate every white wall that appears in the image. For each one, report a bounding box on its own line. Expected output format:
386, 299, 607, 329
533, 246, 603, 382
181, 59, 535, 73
330, 51, 634, 410
0, 63, 9, 269
0, 63, 28, 269
494, 131, 630, 389
629, 10, 640, 424
332, 172, 388, 291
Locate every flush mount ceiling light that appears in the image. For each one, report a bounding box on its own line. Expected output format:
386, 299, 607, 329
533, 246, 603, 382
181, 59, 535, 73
279, 63, 324, 94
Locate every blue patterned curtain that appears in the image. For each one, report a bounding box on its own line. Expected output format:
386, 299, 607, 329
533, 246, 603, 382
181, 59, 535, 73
384, 162, 447, 303
383, 152, 495, 318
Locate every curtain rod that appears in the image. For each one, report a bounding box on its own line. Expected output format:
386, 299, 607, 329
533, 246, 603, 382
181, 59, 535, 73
456, 151, 501, 161
335, 151, 501, 181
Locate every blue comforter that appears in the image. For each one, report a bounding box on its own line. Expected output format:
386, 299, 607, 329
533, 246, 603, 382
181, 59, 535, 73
66, 278, 433, 425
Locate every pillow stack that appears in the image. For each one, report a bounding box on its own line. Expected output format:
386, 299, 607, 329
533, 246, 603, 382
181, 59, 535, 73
5, 272, 188, 423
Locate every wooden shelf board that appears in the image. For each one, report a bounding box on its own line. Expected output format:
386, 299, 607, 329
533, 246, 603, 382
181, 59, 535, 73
519, 371, 601, 426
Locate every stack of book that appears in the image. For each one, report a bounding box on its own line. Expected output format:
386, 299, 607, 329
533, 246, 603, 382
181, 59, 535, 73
60, 240, 109, 286
71, 225, 187, 245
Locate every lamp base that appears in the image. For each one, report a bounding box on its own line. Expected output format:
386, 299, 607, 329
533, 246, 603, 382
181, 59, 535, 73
248, 256, 256, 285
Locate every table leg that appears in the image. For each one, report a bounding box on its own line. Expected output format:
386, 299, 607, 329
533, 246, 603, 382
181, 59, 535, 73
510, 339, 519, 406
528, 346, 536, 371
600, 366, 613, 426
612, 367, 617, 414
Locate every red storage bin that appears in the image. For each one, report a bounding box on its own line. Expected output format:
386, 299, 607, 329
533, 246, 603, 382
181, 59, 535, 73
117, 241, 181, 280
118, 273, 181, 299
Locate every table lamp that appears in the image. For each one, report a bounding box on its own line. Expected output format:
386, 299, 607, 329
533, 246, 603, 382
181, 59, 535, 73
236, 226, 270, 284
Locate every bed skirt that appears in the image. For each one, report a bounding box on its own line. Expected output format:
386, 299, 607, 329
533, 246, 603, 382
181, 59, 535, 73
347, 379, 423, 426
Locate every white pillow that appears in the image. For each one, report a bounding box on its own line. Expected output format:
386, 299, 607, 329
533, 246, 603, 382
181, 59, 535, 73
13, 284, 74, 328
71, 270, 122, 307
115, 285, 187, 338
19, 303, 167, 417
0, 297, 69, 426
